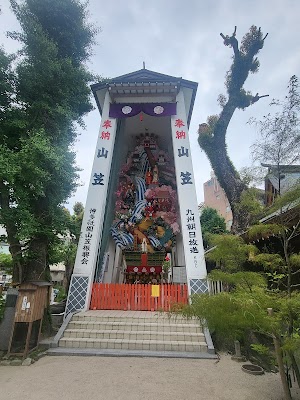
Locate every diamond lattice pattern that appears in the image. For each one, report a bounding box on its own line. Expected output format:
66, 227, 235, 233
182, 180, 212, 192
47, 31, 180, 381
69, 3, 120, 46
65, 276, 89, 316
190, 279, 209, 294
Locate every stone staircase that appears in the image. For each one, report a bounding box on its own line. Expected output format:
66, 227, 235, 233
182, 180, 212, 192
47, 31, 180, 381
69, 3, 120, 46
48, 310, 216, 358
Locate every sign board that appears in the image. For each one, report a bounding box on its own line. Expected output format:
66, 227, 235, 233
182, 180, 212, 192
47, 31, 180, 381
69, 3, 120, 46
151, 285, 160, 297
172, 266, 187, 284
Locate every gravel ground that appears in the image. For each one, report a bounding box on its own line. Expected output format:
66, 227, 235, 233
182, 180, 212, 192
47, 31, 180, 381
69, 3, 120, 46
0, 354, 299, 400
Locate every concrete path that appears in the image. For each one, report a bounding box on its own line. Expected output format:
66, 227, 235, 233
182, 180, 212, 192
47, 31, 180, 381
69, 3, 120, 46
0, 354, 299, 400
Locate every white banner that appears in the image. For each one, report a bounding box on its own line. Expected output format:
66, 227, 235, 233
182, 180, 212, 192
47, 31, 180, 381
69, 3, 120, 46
171, 90, 207, 284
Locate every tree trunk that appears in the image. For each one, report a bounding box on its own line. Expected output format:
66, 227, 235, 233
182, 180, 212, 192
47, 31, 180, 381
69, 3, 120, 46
8, 233, 23, 283
268, 308, 292, 400
199, 131, 248, 233
23, 236, 50, 282
273, 335, 292, 400
289, 351, 300, 388
64, 262, 74, 292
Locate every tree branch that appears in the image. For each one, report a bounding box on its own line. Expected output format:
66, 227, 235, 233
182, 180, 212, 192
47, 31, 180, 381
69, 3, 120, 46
251, 93, 269, 104
220, 26, 239, 56
291, 269, 300, 276
291, 283, 300, 288
263, 33, 269, 41
287, 220, 300, 243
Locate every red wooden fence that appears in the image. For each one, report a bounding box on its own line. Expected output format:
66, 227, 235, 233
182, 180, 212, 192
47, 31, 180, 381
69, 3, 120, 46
90, 283, 188, 311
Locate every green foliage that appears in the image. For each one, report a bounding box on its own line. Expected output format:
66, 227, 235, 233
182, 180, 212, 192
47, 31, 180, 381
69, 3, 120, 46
49, 240, 77, 266
179, 289, 276, 345
250, 343, 270, 356
234, 188, 264, 225
54, 285, 67, 302
247, 205, 300, 293
0, 253, 13, 273
18, 0, 97, 63
69, 202, 84, 242
225, 26, 265, 98
73, 201, 84, 218
206, 234, 258, 271
0, 1, 96, 281
200, 207, 227, 235
200, 207, 227, 248
48, 202, 84, 289
269, 184, 300, 214
283, 332, 300, 353
253, 253, 285, 271
247, 223, 283, 242
209, 270, 267, 291
49, 202, 83, 264
187, 177, 300, 392
177, 284, 300, 355
290, 254, 300, 269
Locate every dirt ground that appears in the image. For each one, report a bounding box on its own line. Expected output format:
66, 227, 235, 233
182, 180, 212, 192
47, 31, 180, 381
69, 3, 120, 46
0, 354, 300, 400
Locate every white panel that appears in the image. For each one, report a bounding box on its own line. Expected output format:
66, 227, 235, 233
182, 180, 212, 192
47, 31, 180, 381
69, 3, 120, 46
113, 96, 174, 103
103, 239, 115, 283
175, 234, 185, 266
70, 91, 117, 308
171, 90, 207, 291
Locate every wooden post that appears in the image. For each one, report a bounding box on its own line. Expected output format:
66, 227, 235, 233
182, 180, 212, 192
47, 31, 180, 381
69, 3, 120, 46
267, 308, 292, 400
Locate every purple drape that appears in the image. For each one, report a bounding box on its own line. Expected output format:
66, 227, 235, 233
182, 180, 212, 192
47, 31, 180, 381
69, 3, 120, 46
109, 102, 177, 118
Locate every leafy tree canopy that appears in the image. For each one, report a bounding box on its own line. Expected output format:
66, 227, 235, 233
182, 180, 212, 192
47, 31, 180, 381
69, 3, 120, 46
200, 207, 227, 248
0, 0, 97, 282
200, 207, 227, 235
0, 253, 13, 274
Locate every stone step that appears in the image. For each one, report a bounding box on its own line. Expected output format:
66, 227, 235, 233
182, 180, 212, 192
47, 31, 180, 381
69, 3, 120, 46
59, 337, 208, 352
63, 328, 205, 342
72, 314, 198, 325
47, 347, 218, 359
67, 320, 202, 333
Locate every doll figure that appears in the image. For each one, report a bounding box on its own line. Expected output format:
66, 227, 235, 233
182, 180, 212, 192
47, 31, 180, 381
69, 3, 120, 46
152, 165, 159, 184
145, 168, 153, 185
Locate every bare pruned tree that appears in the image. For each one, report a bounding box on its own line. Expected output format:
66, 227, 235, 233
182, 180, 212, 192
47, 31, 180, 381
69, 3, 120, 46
198, 26, 268, 233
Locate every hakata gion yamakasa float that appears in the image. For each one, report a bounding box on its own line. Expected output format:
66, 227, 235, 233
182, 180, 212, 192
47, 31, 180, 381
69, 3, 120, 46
65, 68, 208, 316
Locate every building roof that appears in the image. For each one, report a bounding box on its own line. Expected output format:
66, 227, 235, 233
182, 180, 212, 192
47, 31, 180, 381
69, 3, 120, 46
91, 68, 198, 126
263, 164, 300, 194
261, 163, 300, 173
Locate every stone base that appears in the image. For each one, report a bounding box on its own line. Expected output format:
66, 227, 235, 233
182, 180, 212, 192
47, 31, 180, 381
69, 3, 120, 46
231, 355, 247, 362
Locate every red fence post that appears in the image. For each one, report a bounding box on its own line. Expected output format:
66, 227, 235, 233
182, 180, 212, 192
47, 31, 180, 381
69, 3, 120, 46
90, 283, 189, 311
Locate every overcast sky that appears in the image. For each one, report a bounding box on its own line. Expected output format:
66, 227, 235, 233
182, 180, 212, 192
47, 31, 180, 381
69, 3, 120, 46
1, 0, 300, 211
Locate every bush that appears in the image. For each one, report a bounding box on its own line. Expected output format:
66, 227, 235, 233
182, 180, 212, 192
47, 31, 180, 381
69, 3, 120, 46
0, 254, 13, 273
54, 285, 67, 302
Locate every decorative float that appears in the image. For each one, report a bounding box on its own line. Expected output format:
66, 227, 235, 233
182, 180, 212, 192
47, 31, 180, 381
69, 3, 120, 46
110, 132, 179, 283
